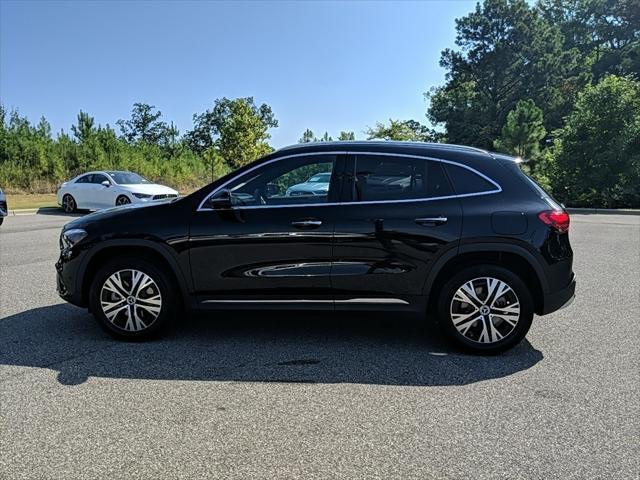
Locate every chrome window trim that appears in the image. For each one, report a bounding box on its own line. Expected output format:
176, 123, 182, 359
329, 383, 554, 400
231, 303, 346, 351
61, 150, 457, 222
197, 150, 502, 212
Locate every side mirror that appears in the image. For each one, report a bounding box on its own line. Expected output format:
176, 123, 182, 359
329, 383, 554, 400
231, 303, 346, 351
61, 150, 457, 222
101, 180, 111, 188
206, 189, 232, 210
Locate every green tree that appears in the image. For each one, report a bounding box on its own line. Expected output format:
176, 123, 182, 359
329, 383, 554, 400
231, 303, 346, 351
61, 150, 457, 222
117, 103, 178, 147
185, 97, 277, 167
299, 128, 317, 143
538, 0, 640, 80
553, 75, 640, 208
319, 132, 333, 142
337, 131, 355, 141
366, 119, 434, 141
71, 111, 96, 143
427, 0, 587, 149
494, 99, 547, 159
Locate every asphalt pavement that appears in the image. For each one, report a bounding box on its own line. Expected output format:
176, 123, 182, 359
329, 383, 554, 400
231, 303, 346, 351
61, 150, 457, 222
1, 211, 638, 479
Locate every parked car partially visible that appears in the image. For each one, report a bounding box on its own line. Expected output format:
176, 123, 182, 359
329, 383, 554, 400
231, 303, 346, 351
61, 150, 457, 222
56, 171, 178, 213
0, 187, 7, 225
286, 172, 331, 196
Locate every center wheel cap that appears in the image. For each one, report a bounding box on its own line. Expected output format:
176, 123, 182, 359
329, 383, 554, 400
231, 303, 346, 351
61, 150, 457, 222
480, 305, 490, 315
126, 296, 136, 305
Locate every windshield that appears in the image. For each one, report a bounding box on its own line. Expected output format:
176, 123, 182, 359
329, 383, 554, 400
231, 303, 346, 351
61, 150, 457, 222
307, 173, 331, 183
107, 172, 150, 185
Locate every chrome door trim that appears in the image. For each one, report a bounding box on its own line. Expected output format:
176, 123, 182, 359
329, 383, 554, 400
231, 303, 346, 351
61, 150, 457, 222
201, 298, 409, 305
196, 151, 502, 212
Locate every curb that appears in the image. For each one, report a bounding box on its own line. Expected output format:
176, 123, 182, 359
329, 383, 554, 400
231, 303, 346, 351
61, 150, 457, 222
6, 207, 59, 216
566, 207, 640, 216
7, 208, 40, 216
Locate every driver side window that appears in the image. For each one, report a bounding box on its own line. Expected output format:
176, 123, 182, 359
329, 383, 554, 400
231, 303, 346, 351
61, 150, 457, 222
212, 155, 336, 207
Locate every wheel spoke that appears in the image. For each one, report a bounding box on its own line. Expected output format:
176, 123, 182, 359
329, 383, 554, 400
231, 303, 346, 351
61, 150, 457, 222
477, 317, 491, 343
105, 304, 128, 322
452, 309, 480, 327
455, 315, 482, 336
490, 281, 513, 307
132, 307, 148, 331
137, 295, 161, 307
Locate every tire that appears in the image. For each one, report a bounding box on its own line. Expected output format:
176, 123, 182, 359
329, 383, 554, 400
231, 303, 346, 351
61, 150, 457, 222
437, 265, 534, 354
89, 256, 177, 340
0, 217, 4, 226
115, 195, 131, 206
62, 194, 77, 213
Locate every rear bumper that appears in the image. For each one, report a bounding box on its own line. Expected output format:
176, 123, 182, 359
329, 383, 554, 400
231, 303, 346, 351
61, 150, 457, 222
541, 274, 576, 315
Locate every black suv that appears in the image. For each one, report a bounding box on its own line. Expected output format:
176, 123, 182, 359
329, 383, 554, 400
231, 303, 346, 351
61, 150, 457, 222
56, 142, 575, 353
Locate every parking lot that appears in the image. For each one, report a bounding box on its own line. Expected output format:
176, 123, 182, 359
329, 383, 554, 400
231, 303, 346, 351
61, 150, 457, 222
0, 211, 638, 479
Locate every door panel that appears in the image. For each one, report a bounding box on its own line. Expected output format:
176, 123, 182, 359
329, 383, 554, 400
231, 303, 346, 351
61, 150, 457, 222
331, 154, 462, 305
188, 153, 345, 308
70, 174, 92, 208
91, 174, 112, 208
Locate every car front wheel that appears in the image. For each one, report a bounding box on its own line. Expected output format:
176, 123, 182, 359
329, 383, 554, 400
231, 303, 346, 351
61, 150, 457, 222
115, 195, 131, 206
437, 265, 534, 354
89, 256, 176, 340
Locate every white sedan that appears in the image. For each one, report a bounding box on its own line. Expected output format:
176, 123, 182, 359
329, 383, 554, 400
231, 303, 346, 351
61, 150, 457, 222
57, 171, 178, 213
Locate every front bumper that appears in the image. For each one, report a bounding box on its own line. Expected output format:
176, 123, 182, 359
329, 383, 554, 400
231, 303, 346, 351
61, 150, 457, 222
55, 254, 87, 308
541, 274, 576, 315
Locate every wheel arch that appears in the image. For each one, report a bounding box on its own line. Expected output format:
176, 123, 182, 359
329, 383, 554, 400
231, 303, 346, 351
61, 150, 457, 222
424, 243, 548, 315
78, 240, 192, 310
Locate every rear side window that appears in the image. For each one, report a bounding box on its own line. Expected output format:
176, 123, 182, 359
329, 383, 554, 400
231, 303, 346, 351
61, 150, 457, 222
443, 163, 498, 195
353, 155, 453, 201
75, 174, 92, 183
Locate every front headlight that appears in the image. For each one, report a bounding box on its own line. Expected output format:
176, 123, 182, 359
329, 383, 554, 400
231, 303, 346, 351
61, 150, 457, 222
132, 193, 153, 199
60, 228, 88, 250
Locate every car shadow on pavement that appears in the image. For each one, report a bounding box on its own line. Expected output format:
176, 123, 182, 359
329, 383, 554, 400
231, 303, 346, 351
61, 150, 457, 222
36, 207, 85, 217
0, 304, 543, 386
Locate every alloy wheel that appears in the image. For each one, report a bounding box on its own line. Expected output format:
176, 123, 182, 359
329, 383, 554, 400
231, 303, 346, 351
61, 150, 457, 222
62, 195, 75, 213
116, 196, 131, 206
100, 269, 162, 332
449, 277, 520, 344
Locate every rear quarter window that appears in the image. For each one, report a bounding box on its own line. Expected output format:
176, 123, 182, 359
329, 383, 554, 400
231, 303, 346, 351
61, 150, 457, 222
443, 163, 498, 195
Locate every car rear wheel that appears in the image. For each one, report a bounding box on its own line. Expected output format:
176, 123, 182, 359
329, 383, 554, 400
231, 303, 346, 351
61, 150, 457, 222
89, 256, 176, 340
62, 194, 77, 213
115, 195, 131, 206
437, 265, 534, 354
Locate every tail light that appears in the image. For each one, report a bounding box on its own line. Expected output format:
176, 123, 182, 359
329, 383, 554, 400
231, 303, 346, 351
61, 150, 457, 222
538, 210, 570, 233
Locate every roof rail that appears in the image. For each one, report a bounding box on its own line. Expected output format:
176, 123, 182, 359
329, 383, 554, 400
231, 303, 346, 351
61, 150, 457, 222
275, 140, 488, 155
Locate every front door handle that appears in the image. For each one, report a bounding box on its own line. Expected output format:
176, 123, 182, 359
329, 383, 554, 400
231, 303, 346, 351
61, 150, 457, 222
415, 216, 448, 226
291, 219, 322, 229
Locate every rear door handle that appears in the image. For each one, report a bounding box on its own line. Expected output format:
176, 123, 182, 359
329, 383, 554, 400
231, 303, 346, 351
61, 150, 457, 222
291, 219, 322, 229
415, 216, 448, 226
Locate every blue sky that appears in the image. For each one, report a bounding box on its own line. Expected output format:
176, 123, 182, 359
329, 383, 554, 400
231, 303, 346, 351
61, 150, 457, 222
0, 0, 475, 147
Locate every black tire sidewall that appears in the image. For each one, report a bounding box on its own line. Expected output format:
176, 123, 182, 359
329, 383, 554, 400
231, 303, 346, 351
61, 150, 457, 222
89, 256, 176, 340
437, 265, 534, 354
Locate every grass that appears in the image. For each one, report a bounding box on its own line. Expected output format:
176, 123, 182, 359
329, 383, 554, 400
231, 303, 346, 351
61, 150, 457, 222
5, 193, 58, 210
